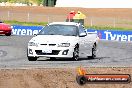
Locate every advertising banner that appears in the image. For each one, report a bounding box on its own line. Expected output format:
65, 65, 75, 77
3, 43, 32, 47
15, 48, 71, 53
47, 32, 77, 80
11, 25, 132, 42
87, 29, 132, 42
11, 25, 43, 35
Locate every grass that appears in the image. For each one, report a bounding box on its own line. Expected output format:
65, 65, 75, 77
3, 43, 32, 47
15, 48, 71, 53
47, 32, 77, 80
86, 25, 132, 31
4, 20, 132, 31
4, 20, 48, 26
0, 0, 43, 6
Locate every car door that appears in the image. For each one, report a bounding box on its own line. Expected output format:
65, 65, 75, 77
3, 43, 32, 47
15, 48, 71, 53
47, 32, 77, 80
79, 25, 92, 57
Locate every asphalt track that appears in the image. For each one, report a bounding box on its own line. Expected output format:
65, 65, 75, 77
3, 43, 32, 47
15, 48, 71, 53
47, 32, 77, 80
0, 35, 132, 69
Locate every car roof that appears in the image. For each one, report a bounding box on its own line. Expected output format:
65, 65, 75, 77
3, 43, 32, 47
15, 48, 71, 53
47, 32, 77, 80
48, 22, 80, 26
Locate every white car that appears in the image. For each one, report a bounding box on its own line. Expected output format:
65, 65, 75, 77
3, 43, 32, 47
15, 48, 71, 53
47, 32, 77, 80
27, 22, 98, 61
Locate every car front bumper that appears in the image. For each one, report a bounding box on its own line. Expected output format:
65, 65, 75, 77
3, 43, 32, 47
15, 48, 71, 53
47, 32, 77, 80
27, 46, 74, 58
0, 30, 12, 34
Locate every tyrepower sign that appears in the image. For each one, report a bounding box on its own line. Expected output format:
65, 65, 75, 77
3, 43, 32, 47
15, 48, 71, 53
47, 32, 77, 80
11, 25, 132, 42
87, 29, 132, 42
11, 25, 43, 35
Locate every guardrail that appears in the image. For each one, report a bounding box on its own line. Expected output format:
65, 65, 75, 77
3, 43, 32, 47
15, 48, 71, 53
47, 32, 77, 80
11, 25, 132, 42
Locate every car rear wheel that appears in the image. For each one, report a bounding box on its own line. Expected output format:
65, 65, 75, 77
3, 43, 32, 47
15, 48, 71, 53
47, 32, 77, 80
5, 33, 11, 36
72, 46, 79, 61
92, 44, 96, 59
28, 57, 38, 61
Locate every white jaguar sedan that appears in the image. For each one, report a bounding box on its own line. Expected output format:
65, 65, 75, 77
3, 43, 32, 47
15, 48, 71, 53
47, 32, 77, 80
27, 22, 98, 61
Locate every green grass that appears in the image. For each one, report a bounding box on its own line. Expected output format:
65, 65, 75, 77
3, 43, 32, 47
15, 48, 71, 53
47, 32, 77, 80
86, 25, 132, 31
4, 20, 132, 31
4, 20, 48, 26
0, 0, 43, 5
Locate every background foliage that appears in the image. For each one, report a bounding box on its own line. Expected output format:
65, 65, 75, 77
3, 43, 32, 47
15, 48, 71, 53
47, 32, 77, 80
0, 0, 44, 6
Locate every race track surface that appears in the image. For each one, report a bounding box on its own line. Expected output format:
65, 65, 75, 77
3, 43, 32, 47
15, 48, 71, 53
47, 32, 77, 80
0, 35, 132, 68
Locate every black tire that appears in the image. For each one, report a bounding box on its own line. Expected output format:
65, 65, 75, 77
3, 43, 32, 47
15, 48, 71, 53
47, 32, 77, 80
76, 75, 87, 85
5, 33, 11, 36
92, 44, 96, 59
72, 46, 79, 61
50, 57, 56, 61
28, 57, 37, 61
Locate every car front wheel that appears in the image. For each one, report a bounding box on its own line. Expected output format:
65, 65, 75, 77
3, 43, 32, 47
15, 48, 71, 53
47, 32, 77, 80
92, 44, 97, 59
72, 46, 79, 61
5, 33, 11, 36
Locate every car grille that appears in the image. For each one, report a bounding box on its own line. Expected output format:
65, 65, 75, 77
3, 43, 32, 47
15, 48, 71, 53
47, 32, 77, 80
35, 50, 60, 55
40, 44, 56, 46
40, 44, 47, 45
49, 44, 56, 46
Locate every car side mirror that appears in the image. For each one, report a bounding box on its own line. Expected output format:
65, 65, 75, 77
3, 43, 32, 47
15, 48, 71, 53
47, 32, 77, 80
79, 32, 87, 37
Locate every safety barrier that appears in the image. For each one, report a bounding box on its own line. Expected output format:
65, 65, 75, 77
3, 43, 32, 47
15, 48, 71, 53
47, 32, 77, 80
11, 25, 132, 42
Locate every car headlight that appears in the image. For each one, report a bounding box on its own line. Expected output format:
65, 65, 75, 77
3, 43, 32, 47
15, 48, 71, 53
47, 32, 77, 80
58, 43, 70, 47
28, 42, 38, 46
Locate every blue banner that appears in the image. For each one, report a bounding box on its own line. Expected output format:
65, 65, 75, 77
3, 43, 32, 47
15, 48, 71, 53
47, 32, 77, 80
87, 29, 132, 42
11, 25, 43, 35
11, 25, 132, 42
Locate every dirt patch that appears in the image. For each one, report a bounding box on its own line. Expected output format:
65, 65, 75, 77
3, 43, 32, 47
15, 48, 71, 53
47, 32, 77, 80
0, 7, 132, 27
0, 7, 132, 19
0, 68, 131, 88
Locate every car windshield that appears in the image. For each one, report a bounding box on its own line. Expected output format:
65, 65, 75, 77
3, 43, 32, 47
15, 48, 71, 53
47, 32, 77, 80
38, 24, 78, 36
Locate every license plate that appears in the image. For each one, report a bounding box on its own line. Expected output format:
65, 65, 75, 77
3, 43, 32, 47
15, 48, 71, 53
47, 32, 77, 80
0, 31, 3, 32
42, 49, 52, 53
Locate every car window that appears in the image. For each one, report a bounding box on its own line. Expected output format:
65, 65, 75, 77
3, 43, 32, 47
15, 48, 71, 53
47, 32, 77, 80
79, 25, 85, 34
39, 24, 78, 36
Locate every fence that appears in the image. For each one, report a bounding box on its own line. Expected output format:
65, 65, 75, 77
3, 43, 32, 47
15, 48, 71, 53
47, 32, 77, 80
1, 11, 132, 28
